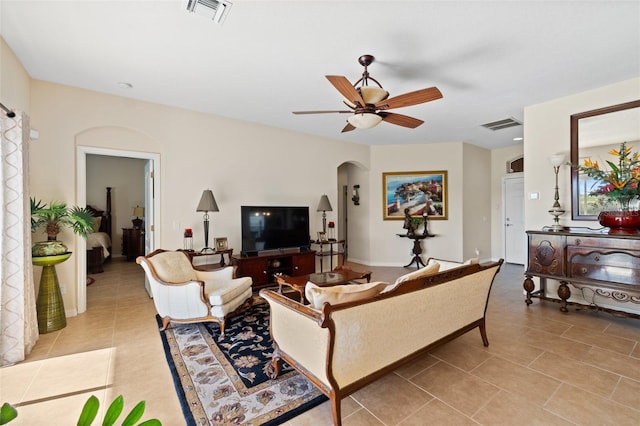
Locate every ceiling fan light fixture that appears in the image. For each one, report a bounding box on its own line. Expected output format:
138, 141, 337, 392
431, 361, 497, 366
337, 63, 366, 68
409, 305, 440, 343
347, 113, 383, 129
343, 86, 389, 108
360, 86, 389, 104
295, 55, 442, 133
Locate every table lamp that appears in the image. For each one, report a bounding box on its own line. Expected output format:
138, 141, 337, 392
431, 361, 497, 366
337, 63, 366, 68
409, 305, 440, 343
317, 195, 333, 234
196, 189, 219, 253
132, 206, 144, 229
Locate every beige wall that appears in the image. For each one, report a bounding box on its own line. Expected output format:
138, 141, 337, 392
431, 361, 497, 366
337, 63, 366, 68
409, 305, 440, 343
462, 143, 492, 261
0, 37, 30, 112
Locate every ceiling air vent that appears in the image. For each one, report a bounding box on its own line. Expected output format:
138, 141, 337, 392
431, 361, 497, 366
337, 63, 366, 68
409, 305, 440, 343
186, 0, 232, 24
481, 117, 522, 131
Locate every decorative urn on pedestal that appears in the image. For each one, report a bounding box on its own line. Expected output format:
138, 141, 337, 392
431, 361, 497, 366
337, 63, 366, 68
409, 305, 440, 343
574, 142, 640, 234
30, 198, 96, 333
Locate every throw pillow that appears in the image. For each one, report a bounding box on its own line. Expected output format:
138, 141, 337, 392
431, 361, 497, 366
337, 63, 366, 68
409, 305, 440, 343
427, 257, 479, 271
393, 261, 441, 285
305, 281, 389, 309
92, 216, 102, 233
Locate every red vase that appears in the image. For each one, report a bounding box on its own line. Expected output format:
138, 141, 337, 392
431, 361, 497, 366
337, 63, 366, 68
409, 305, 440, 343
598, 210, 640, 234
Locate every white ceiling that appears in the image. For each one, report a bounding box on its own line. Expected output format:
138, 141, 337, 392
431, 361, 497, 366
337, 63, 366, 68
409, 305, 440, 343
1, 0, 639, 149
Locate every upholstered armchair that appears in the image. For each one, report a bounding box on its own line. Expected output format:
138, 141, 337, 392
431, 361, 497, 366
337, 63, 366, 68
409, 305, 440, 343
137, 249, 253, 335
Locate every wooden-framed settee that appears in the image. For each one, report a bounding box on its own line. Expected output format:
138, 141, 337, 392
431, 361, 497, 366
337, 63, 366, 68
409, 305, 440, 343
260, 258, 504, 425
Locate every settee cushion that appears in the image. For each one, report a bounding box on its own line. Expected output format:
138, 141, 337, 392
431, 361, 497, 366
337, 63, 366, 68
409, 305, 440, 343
205, 277, 253, 305
428, 257, 479, 271
305, 281, 389, 309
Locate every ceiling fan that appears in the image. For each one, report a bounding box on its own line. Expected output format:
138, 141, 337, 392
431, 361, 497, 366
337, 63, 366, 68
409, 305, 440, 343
293, 54, 443, 133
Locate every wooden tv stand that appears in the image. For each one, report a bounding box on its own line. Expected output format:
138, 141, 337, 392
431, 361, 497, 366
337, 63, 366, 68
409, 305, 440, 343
233, 250, 315, 289
523, 227, 640, 319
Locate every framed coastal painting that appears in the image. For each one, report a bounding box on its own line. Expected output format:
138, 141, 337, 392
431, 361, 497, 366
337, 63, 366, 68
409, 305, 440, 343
382, 170, 448, 220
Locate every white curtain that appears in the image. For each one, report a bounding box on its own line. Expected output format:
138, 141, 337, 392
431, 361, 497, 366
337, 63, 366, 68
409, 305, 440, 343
0, 110, 38, 366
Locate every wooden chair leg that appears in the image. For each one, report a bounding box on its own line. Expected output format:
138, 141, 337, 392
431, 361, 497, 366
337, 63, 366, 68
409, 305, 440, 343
479, 319, 489, 347
219, 319, 226, 337
269, 356, 281, 379
330, 396, 342, 426
160, 317, 171, 331
268, 346, 282, 379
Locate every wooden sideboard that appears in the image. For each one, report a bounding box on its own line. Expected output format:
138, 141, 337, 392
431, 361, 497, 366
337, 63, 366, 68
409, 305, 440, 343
524, 228, 640, 319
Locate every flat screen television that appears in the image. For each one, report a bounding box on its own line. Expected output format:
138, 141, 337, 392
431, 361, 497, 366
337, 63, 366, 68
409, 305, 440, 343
241, 206, 310, 255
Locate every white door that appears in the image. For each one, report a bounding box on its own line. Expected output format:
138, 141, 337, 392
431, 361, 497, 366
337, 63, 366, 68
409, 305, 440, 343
144, 160, 154, 255
144, 160, 155, 297
503, 175, 525, 264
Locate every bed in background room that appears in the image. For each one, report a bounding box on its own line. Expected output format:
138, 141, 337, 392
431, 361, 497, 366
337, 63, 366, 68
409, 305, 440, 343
86, 187, 112, 274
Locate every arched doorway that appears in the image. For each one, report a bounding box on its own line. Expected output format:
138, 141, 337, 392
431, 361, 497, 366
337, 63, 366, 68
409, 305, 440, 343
337, 161, 369, 265
75, 126, 161, 314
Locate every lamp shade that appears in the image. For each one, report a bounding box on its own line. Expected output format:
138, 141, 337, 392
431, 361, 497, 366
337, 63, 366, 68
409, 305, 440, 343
343, 86, 389, 108
549, 153, 566, 167
316, 195, 333, 212
347, 113, 383, 129
132, 206, 144, 217
196, 190, 219, 212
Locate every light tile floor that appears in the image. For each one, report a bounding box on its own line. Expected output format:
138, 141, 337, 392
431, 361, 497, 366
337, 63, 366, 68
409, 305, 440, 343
1, 258, 639, 425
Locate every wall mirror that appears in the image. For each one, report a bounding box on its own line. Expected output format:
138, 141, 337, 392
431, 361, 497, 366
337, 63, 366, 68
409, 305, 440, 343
570, 100, 640, 220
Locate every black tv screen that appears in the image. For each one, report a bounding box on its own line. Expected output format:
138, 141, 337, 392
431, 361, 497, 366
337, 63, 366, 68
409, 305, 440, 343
241, 206, 310, 255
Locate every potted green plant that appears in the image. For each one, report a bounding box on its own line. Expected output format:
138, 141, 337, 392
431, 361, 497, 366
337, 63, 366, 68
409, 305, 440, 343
30, 198, 95, 256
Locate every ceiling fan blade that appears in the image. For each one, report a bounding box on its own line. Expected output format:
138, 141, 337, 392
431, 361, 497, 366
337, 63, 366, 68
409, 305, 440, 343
341, 122, 356, 133
375, 87, 443, 110
326, 75, 366, 108
379, 112, 424, 128
292, 110, 352, 115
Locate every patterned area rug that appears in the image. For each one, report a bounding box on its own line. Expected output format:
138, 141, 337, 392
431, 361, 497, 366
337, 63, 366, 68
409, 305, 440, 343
157, 301, 327, 425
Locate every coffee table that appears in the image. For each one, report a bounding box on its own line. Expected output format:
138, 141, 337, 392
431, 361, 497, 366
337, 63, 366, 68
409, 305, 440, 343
275, 268, 372, 304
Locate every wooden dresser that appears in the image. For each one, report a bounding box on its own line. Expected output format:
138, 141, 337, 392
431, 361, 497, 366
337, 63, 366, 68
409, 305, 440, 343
524, 228, 640, 318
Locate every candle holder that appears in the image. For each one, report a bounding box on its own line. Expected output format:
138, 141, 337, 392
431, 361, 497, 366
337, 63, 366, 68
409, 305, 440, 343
184, 228, 193, 251
327, 221, 336, 240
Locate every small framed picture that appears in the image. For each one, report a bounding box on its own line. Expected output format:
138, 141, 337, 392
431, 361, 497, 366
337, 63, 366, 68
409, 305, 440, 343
317, 231, 328, 242
215, 237, 228, 251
